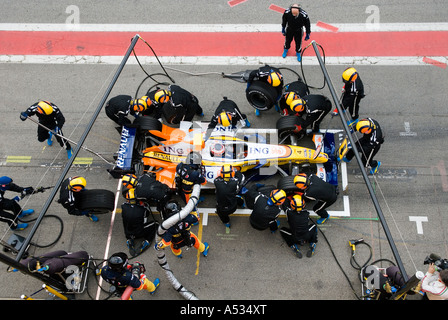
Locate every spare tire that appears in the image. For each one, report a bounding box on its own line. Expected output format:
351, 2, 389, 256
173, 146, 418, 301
246, 80, 278, 111
78, 189, 115, 214
276, 115, 306, 140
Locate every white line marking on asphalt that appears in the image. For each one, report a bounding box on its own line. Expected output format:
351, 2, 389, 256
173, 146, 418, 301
2, 55, 446, 66
1, 23, 448, 32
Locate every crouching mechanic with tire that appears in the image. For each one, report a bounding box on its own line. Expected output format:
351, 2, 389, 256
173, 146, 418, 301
100, 252, 160, 299
155, 200, 209, 259
289, 94, 332, 133
294, 173, 338, 225
249, 187, 286, 233
204, 97, 251, 140
280, 194, 317, 258
213, 164, 245, 228
246, 65, 284, 115
121, 188, 158, 256
58, 176, 98, 222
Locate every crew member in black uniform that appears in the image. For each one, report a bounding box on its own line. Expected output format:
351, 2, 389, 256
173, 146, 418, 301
164, 84, 204, 124
0, 176, 34, 231
213, 164, 245, 228
293, 173, 338, 225
105, 95, 148, 127
20, 100, 73, 159
175, 151, 207, 206
333, 67, 365, 124
341, 118, 384, 174
58, 176, 98, 222
143, 88, 171, 119
155, 200, 209, 258
281, 4, 311, 61
249, 188, 286, 232
280, 194, 318, 258
290, 94, 332, 133
204, 97, 251, 140
121, 188, 157, 256
100, 252, 160, 297
279, 77, 310, 115
134, 173, 173, 213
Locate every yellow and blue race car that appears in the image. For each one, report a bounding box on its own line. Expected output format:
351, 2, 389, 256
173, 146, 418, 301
108, 116, 339, 189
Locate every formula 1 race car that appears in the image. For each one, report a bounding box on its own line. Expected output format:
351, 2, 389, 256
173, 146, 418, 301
108, 115, 339, 189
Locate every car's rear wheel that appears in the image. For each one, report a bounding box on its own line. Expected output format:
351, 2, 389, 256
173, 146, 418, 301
276, 115, 306, 140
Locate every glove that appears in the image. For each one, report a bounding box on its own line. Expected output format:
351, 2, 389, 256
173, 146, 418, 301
304, 33, 310, 41
12, 196, 20, 202
282, 27, 286, 36
21, 187, 35, 198
20, 112, 28, 121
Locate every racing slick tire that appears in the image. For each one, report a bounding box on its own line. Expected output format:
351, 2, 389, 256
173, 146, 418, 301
246, 81, 278, 111
277, 176, 299, 194
133, 116, 162, 132
276, 115, 306, 140
77, 189, 115, 214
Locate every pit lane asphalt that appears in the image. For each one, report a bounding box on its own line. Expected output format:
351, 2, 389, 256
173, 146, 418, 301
1, 62, 447, 301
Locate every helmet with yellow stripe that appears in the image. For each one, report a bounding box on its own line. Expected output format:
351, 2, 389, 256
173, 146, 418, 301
37, 101, 54, 115
267, 71, 283, 87
290, 194, 305, 211
355, 119, 375, 134
154, 89, 171, 103
293, 173, 308, 190
68, 176, 86, 192
217, 112, 233, 127
219, 164, 236, 180
269, 189, 286, 206
342, 67, 358, 83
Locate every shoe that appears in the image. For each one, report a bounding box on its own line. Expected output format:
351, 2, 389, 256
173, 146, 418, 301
347, 118, 359, 127
255, 109, 260, 116
307, 243, 316, 257
202, 242, 210, 257
317, 214, 330, 225
47, 132, 53, 146
296, 52, 302, 62
67, 148, 73, 159
88, 214, 99, 222
150, 278, 160, 294
291, 244, 302, 259
338, 155, 350, 163
245, 119, 251, 128
369, 161, 381, 175
282, 49, 288, 58
332, 108, 339, 116
140, 240, 150, 252
18, 209, 34, 218
15, 223, 28, 231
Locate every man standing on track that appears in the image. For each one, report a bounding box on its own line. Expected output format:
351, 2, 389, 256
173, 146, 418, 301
281, 4, 311, 62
